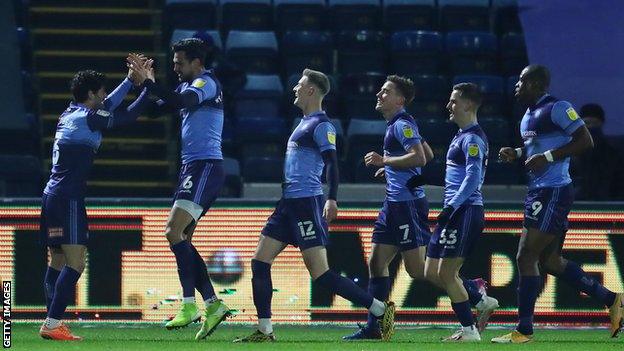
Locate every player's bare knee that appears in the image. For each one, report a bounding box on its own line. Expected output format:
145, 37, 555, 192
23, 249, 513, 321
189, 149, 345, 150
406, 264, 424, 280
165, 226, 184, 244
542, 256, 566, 275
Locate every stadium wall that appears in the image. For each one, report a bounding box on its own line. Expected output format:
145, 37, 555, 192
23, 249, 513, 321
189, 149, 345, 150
2, 199, 623, 327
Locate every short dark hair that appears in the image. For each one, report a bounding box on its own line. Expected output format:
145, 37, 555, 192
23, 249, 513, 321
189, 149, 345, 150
172, 38, 210, 65
70, 70, 106, 103
303, 68, 330, 96
580, 103, 605, 122
453, 82, 483, 108
523, 64, 550, 90
386, 75, 415, 105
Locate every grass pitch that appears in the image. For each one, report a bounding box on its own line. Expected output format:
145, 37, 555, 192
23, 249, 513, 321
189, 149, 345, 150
9, 323, 623, 351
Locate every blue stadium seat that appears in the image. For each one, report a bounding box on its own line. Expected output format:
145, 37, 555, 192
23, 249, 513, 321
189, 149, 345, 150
341, 73, 387, 119
486, 147, 521, 184
328, 0, 382, 31
0, 155, 41, 196
222, 157, 243, 197
346, 119, 386, 181
281, 31, 333, 78
453, 75, 504, 116
446, 31, 498, 75
418, 118, 457, 146
170, 29, 222, 50
493, 0, 521, 34
407, 75, 450, 118
383, 0, 436, 32
439, 0, 491, 31
221, 0, 273, 32
275, 0, 326, 32
501, 32, 528, 76
479, 116, 511, 145
390, 31, 442, 75
165, 0, 217, 30
240, 142, 283, 158
236, 117, 287, 143
242, 156, 285, 182
336, 30, 387, 76
225, 31, 278, 74
235, 75, 283, 119
421, 158, 445, 186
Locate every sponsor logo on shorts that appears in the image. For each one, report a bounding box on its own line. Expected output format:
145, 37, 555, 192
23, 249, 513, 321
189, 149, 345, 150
48, 227, 63, 238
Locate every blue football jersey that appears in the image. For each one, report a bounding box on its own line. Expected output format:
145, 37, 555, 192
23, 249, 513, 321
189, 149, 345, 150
384, 110, 424, 201
444, 123, 488, 208
283, 111, 337, 199
520, 95, 584, 189
176, 69, 224, 163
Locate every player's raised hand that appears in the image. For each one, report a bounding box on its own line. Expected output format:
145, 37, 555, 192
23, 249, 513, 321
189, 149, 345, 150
498, 147, 517, 162
323, 199, 338, 223
364, 151, 384, 167
374, 167, 385, 179
525, 153, 548, 172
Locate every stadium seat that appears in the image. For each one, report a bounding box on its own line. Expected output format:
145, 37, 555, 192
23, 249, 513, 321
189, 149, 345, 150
240, 141, 283, 158
390, 31, 443, 75
336, 30, 387, 76
236, 117, 287, 143
439, 0, 491, 31
421, 158, 445, 186
281, 31, 333, 78
479, 116, 511, 145
328, 0, 382, 31
225, 31, 278, 74
221, 0, 273, 32
341, 72, 387, 119
275, 0, 326, 32
234, 74, 283, 119
346, 119, 386, 182
486, 148, 521, 184
418, 118, 457, 146
453, 75, 504, 116
242, 156, 285, 182
164, 0, 217, 30
222, 157, 243, 197
446, 31, 498, 75
286, 73, 341, 119
383, 0, 437, 32
169, 29, 222, 49
493, 0, 522, 34
0, 155, 41, 196
407, 75, 450, 118
501, 32, 528, 76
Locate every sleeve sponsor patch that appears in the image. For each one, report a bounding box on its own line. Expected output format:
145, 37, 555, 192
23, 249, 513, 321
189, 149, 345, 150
191, 79, 207, 88
468, 143, 480, 157
566, 107, 579, 121
402, 126, 414, 138
327, 131, 336, 145
96, 109, 111, 117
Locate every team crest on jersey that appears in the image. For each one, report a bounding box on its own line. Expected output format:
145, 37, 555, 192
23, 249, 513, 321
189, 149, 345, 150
566, 107, 579, 121
402, 126, 414, 138
96, 109, 111, 117
327, 132, 336, 145
468, 144, 479, 157
192, 79, 207, 88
